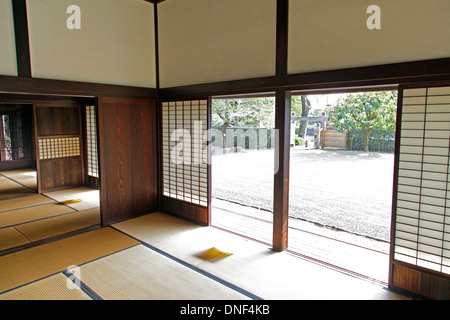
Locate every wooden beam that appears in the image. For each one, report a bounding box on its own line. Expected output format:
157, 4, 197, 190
276, 0, 289, 76
273, 89, 291, 252
0, 74, 157, 99
0, 93, 95, 105
11, 0, 32, 77
158, 58, 450, 99
154, 4, 160, 89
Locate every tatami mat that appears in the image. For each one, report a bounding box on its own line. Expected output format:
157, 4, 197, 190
44, 187, 100, 211
78, 244, 250, 300
0, 169, 38, 191
0, 202, 75, 229
0, 227, 139, 294
14, 207, 101, 242
0, 176, 34, 199
113, 212, 409, 300
0, 176, 101, 253
0, 211, 411, 300
0, 194, 54, 213
0, 227, 30, 251
0, 273, 91, 300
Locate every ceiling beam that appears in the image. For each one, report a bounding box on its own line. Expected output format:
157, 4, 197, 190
158, 58, 450, 99
0, 74, 157, 99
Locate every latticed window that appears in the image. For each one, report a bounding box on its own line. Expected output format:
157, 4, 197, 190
161, 100, 208, 206
85, 106, 99, 178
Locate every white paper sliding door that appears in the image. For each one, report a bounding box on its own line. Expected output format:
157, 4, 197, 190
393, 85, 450, 275
85, 106, 99, 179
161, 99, 209, 208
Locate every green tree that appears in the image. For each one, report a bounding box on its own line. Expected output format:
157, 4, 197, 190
328, 91, 397, 152
212, 98, 274, 147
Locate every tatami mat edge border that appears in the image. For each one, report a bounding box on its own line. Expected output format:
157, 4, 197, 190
0, 241, 141, 296
0, 224, 103, 257
0, 208, 78, 230
109, 226, 264, 301
0, 200, 55, 214
62, 270, 103, 300
0, 173, 37, 192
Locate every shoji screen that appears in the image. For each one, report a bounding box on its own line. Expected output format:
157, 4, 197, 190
393, 86, 450, 275
85, 106, 99, 179
161, 99, 210, 225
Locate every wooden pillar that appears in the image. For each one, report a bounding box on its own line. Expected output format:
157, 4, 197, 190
11, 0, 32, 77
273, 0, 290, 252
273, 89, 291, 252
276, 0, 289, 76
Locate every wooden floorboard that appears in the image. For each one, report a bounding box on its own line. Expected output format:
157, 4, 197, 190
211, 199, 390, 285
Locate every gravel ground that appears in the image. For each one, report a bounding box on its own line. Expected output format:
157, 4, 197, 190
211, 147, 394, 242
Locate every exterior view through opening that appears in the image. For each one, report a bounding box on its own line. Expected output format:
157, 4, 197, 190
211, 90, 397, 285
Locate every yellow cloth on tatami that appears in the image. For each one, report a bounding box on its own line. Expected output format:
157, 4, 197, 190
196, 247, 233, 260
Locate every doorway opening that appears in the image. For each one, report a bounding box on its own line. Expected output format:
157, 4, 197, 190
288, 90, 397, 284
0, 104, 36, 198
210, 89, 397, 285
0, 100, 101, 254
210, 95, 276, 244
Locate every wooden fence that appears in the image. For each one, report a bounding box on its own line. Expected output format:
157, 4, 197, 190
321, 129, 348, 149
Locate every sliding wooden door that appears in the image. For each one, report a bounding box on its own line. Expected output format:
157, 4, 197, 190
98, 97, 158, 226
34, 104, 84, 193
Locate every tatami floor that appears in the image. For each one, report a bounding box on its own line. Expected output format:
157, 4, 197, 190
0, 169, 100, 253
0, 170, 410, 300
1, 211, 410, 300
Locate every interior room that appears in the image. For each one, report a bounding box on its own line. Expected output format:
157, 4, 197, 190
1, 0, 450, 302
0, 101, 101, 253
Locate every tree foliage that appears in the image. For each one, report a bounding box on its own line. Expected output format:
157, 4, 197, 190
212, 97, 275, 129
328, 91, 397, 152
212, 98, 275, 149
290, 96, 304, 118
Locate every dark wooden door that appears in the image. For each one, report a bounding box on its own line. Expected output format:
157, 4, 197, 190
34, 104, 84, 193
98, 97, 158, 226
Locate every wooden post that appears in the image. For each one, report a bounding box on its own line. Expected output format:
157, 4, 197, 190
11, 0, 32, 78
273, 89, 291, 252
276, 0, 289, 76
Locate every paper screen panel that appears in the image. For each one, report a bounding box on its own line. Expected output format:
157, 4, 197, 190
161, 100, 208, 207
394, 86, 450, 274
86, 106, 99, 178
